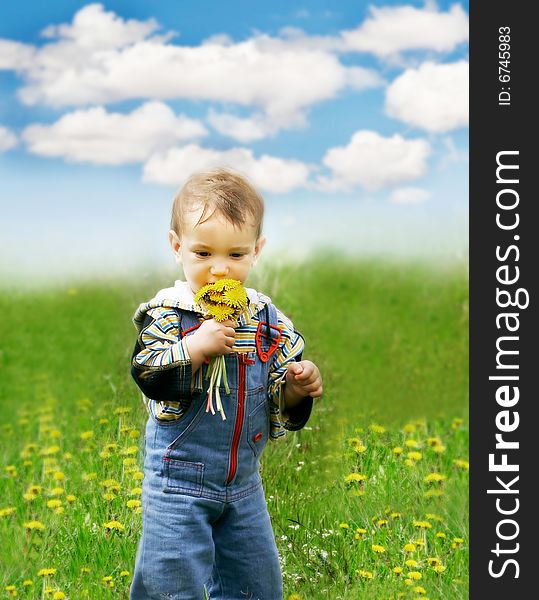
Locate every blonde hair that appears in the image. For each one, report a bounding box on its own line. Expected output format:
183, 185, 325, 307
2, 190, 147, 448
171, 168, 264, 238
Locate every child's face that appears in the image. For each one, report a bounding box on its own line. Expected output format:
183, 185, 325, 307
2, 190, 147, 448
169, 204, 265, 294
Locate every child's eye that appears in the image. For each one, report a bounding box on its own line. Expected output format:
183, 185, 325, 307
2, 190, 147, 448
230, 253, 245, 258
195, 251, 210, 257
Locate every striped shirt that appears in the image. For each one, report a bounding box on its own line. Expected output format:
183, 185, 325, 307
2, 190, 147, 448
131, 281, 311, 440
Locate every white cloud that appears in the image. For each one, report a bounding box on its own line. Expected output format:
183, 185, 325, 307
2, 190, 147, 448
0, 39, 36, 70
320, 130, 431, 191
2, 4, 381, 137
207, 109, 307, 143
389, 187, 431, 205
339, 2, 468, 58
143, 144, 310, 194
40, 3, 160, 49
0, 126, 18, 151
385, 60, 469, 132
22, 102, 207, 165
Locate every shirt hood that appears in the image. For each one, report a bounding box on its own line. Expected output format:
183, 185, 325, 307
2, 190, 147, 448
133, 280, 271, 331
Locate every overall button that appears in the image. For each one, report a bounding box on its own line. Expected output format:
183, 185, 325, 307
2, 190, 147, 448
253, 432, 263, 443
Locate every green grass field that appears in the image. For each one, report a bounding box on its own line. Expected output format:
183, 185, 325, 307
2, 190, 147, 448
0, 259, 468, 599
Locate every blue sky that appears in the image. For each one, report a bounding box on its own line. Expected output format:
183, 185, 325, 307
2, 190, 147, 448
0, 1, 469, 283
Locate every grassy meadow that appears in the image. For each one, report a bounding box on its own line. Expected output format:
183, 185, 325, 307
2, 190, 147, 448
0, 258, 468, 599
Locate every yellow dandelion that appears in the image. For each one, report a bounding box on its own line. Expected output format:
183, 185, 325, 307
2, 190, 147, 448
40, 446, 60, 456
344, 473, 367, 483
372, 544, 385, 553
390, 512, 402, 519
377, 519, 388, 527
102, 576, 114, 588
120, 571, 130, 577
405, 559, 419, 567
52, 471, 65, 481
432, 445, 446, 454
130, 487, 143, 496
22, 580, 33, 587
424, 473, 447, 484
37, 568, 57, 577
80, 567, 91, 574
103, 492, 116, 501
0, 507, 16, 518
222, 285, 248, 309
393, 567, 404, 575
23, 521, 46, 531
127, 499, 142, 509
408, 571, 422, 580
80, 431, 93, 440
392, 447, 403, 456
123, 458, 137, 466
357, 570, 373, 579
427, 558, 441, 566
120, 446, 139, 456
405, 439, 419, 448
288, 595, 302, 600
83, 472, 97, 481
413, 586, 427, 595
413, 521, 432, 529
99, 451, 112, 459
369, 424, 385, 434
404, 579, 414, 586
404, 543, 416, 553
129, 429, 141, 438
424, 489, 445, 498
62, 452, 72, 460
356, 528, 367, 535
436, 532, 447, 539
133, 471, 144, 481
53, 592, 65, 599
102, 520, 125, 532
339, 523, 349, 529
426, 437, 442, 447
407, 451, 422, 461
101, 478, 121, 490
403, 423, 416, 433
453, 537, 464, 545
46, 500, 62, 509
451, 418, 464, 430
453, 459, 469, 470
414, 539, 425, 548
425, 513, 443, 522
99, 418, 109, 425
207, 302, 236, 321
433, 565, 446, 573
66, 495, 76, 503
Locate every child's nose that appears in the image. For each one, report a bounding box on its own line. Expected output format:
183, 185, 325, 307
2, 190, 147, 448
210, 262, 229, 276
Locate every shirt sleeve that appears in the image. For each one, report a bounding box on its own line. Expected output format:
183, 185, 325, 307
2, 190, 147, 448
268, 308, 313, 439
131, 307, 194, 403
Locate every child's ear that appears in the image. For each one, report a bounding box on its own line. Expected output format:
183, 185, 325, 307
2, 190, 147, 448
168, 229, 182, 265
252, 235, 266, 266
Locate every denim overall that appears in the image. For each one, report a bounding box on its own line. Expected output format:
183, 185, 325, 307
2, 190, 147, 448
130, 304, 283, 600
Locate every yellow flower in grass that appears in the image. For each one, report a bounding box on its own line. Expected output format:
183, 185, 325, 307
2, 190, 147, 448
46, 500, 62, 509
5, 465, 17, 476
355, 528, 367, 538
133, 471, 144, 481
433, 565, 446, 573
414, 539, 425, 548
427, 558, 441, 566
413, 521, 432, 529
0, 507, 16, 518
436, 532, 447, 539
102, 520, 125, 532
22, 580, 33, 587
5, 585, 17, 597
413, 586, 427, 595
357, 570, 373, 580
37, 569, 57, 577
405, 439, 419, 448
393, 567, 404, 575
103, 492, 116, 501
80, 568, 91, 574
66, 495, 77, 503
453, 459, 469, 470
102, 576, 114, 588
404, 543, 416, 553
407, 451, 422, 461
390, 512, 402, 519
288, 595, 302, 600
130, 487, 142, 496
80, 431, 94, 440
53, 592, 65, 599
372, 544, 385, 553
408, 571, 422, 580
120, 571, 130, 578
424, 489, 445, 498
376, 519, 388, 527
404, 579, 414, 586
24, 521, 46, 531
451, 418, 464, 430
426, 437, 442, 447
403, 423, 416, 433
424, 473, 447, 484
120, 446, 139, 456
432, 444, 446, 454
339, 523, 349, 529
369, 424, 385, 434
127, 499, 142, 509
344, 473, 367, 483
425, 513, 443, 522
392, 447, 403, 456
405, 559, 419, 568
83, 472, 97, 481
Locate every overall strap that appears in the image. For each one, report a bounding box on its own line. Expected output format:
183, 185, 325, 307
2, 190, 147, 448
171, 308, 202, 339
255, 302, 281, 363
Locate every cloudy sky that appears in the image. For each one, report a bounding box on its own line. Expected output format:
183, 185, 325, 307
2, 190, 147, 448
0, 1, 469, 283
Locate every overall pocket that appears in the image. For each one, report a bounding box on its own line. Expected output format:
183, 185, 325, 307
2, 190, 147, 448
163, 457, 204, 496
248, 397, 270, 458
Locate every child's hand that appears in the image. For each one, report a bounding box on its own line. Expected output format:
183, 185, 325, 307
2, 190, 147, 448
285, 360, 323, 399
184, 319, 236, 368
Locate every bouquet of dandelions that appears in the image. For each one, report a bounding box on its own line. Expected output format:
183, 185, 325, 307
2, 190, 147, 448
194, 279, 248, 420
